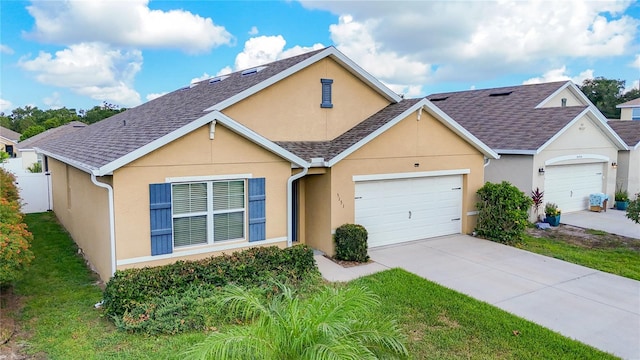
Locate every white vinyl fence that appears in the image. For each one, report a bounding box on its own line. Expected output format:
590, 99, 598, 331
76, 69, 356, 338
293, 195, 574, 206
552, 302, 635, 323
1, 159, 52, 213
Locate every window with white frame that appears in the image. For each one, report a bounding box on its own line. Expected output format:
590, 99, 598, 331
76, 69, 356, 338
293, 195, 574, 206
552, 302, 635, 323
171, 180, 245, 247
632, 108, 640, 121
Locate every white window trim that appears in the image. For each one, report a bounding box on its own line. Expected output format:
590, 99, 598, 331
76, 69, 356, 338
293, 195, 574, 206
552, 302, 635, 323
166, 173, 252, 183
171, 179, 247, 249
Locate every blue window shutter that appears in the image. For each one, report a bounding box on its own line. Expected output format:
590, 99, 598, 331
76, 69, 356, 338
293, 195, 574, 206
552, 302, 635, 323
149, 183, 173, 255
248, 178, 266, 242
321, 78, 333, 108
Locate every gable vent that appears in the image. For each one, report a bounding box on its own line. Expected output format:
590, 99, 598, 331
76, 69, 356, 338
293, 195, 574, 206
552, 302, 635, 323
241, 66, 267, 76
489, 91, 512, 97
429, 96, 449, 102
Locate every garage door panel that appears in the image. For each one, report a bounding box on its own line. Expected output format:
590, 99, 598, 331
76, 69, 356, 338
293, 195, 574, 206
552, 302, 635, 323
355, 175, 462, 248
544, 163, 604, 213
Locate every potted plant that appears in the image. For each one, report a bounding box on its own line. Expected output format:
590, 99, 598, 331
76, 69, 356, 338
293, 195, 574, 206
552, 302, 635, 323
544, 202, 561, 226
615, 188, 629, 210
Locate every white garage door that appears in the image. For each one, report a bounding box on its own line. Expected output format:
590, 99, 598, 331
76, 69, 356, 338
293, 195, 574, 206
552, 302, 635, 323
544, 163, 604, 213
355, 175, 463, 248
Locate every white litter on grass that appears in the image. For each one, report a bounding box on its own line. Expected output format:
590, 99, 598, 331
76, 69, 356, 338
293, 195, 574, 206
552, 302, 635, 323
536, 222, 551, 230
94, 300, 104, 309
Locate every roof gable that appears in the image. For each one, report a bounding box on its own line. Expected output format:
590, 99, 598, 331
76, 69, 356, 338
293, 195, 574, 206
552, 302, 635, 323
607, 120, 640, 149
0, 126, 21, 142
616, 97, 640, 108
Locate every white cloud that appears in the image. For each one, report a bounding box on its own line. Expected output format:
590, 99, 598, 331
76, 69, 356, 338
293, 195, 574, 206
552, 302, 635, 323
232, 35, 324, 70
191, 73, 212, 84
302, 1, 639, 84
632, 54, 640, 69
19, 42, 143, 107
0, 44, 14, 55
216, 66, 233, 76
0, 98, 13, 112
523, 67, 594, 85
26, 0, 233, 53
43, 92, 63, 109
146, 92, 168, 101
625, 79, 639, 93
249, 26, 259, 35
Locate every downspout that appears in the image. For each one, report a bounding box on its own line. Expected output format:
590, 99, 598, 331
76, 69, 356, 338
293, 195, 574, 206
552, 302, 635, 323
91, 173, 116, 277
484, 157, 491, 167
287, 165, 309, 247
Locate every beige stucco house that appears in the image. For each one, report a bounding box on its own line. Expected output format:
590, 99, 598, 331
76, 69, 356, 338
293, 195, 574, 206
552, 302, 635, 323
616, 97, 640, 121
607, 121, 640, 196
428, 81, 628, 218
36, 47, 498, 281
16, 121, 87, 170
0, 126, 20, 157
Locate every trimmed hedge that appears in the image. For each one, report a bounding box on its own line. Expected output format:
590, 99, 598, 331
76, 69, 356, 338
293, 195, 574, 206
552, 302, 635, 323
475, 181, 533, 244
103, 244, 318, 318
334, 224, 369, 263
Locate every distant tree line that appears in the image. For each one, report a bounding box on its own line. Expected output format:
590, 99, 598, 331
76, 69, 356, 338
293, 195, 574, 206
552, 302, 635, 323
578, 77, 640, 119
0, 102, 126, 141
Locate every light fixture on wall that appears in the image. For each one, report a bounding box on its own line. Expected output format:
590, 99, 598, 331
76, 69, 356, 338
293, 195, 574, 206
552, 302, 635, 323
612, 162, 618, 169
538, 167, 545, 174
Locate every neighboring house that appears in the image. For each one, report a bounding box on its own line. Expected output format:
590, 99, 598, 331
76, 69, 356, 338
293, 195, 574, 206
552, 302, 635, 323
616, 97, 640, 121
607, 120, 640, 196
16, 121, 87, 170
36, 47, 498, 281
428, 81, 628, 217
0, 126, 20, 157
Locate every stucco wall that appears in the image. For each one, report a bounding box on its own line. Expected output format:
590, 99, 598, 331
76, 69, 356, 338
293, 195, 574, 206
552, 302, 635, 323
617, 149, 640, 196
19, 150, 38, 169
304, 110, 486, 255
49, 158, 112, 280
535, 114, 619, 202
485, 155, 534, 192
540, 87, 585, 108
301, 172, 332, 254
223, 57, 390, 142
619, 108, 633, 121
112, 124, 292, 270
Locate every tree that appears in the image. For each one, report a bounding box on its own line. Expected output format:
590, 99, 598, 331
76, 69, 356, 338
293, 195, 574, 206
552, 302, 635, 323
579, 77, 625, 119
184, 283, 409, 360
19, 125, 46, 141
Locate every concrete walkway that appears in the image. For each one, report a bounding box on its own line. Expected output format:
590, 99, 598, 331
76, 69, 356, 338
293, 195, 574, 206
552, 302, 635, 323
316, 235, 640, 359
561, 209, 640, 239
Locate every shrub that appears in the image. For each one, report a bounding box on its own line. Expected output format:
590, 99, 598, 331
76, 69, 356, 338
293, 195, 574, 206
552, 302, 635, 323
531, 187, 544, 221
0, 171, 34, 286
103, 244, 318, 319
334, 223, 369, 263
27, 162, 42, 173
627, 193, 640, 224
475, 181, 533, 244
544, 202, 561, 217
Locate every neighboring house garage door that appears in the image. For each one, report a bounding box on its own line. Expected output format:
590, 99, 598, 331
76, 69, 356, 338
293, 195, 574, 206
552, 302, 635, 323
544, 163, 604, 213
355, 175, 463, 248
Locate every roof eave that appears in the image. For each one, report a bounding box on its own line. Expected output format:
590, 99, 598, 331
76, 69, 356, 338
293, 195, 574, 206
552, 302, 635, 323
494, 149, 537, 155
34, 147, 98, 175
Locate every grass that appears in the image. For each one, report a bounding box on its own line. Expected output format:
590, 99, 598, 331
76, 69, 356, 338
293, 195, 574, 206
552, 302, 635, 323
6, 212, 618, 359
517, 234, 640, 281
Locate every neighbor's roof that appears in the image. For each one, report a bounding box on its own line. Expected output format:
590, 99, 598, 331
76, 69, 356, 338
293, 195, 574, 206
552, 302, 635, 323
616, 97, 640, 108
17, 121, 87, 150
36, 46, 403, 175
427, 81, 625, 153
0, 126, 21, 142
607, 120, 640, 149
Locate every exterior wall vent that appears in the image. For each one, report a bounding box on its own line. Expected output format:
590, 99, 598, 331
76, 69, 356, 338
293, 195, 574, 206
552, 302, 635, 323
561, 98, 567, 107
321, 78, 333, 108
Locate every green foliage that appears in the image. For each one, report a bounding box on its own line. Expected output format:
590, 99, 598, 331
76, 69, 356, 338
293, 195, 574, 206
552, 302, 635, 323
334, 223, 369, 262
183, 282, 408, 360
103, 245, 318, 319
544, 202, 561, 217
27, 162, 42, 173
80, 102, 126, 124
19, 125, 46, 141
615, 187, 629, 202
475, 181, 533, 244
0, 150, 9, 163
0, 168, 34, 286
531, 187, 544, 221
627, 193, 640, 224
579, 77, 640, 119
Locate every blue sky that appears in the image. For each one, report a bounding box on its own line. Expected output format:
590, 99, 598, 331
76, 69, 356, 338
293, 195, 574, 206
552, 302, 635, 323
1, 0, 639, 112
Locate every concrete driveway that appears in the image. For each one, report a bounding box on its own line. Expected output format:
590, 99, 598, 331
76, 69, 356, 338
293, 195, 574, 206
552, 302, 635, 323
315, 235, 640, 359
561, 209, 640, 239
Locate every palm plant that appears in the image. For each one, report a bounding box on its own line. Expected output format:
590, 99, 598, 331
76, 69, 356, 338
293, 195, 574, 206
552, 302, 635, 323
183, 283, 408, 360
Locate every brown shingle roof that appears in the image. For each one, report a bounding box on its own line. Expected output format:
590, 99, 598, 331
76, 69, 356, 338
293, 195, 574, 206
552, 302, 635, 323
607, 121, 640, 147
276, 99, 421, 162
617, 97, 640, 108
36, 48, 327, 170
17, 121, 86, 150
0, 126, 21, 142
426, 81, 588, 151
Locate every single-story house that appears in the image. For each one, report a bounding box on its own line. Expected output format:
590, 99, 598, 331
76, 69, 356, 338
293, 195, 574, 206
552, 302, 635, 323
616, 97, 640, 121
427, 81, 628, 217
0, 126, 20, 157
607, 120, 640, 196
36, 46, 498, 281
16, 121, 87, 170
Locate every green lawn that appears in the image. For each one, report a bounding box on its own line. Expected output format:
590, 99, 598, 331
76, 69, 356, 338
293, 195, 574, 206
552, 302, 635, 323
8, 212, 617, 359
517, 234, 640, 281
